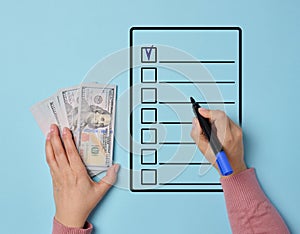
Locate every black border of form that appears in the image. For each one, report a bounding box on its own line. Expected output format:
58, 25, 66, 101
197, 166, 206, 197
130, 26, 242, 192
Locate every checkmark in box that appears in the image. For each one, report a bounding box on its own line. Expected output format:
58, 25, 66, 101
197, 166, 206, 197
141, 46, 157, 63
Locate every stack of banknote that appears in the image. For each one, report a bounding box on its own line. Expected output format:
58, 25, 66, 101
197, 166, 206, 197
31, 83, 116, 177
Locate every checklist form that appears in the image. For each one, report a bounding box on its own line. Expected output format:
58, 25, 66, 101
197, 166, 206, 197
130, 27, 242, 192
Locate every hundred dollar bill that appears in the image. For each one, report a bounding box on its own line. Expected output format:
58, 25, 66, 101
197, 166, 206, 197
48, 95, 64, 130
77, 84, 116, 173
58, 86, 81, 146
53, 93, 69, 130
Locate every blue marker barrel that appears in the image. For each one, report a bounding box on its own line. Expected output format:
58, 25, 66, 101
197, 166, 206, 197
216, 151, 233, 176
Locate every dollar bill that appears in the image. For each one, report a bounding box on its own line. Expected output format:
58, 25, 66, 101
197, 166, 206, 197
53, 93, 70, 130
30, 83, 117, 177
48, 96, 63, 130
30, 97, 58, 136
58, 86, 81, 146
77, 84, 116, 173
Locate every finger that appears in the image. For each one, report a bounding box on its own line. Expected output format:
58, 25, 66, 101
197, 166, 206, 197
96, 164, 119, 198
190, 117, 207, 143
62, 127, 86, 171
190, 118, 199, 139
191, 114, 218, 165
199, 109, 229, 145
50, 124, 70, 168
199, 107, 211, 118
200, 108, 227, 123
190, 118, 212, 155
213, 111, 230, 145
45, 133, 59, 173
195, 109, 230, 144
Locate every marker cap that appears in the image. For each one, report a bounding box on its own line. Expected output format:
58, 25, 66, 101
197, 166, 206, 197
216, 151, 233, 176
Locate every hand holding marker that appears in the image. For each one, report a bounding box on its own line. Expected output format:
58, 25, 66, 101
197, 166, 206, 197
190, 97, 233, 176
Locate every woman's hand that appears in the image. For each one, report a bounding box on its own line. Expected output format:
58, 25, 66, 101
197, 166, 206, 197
190, 108, 247, 176
45, 124, 119, 228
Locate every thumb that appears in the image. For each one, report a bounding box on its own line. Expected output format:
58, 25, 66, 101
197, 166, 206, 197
199, 108, 226, 124
95, 164, 119, 197
199, 108, 211, 118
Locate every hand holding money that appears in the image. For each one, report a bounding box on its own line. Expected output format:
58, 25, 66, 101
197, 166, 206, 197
31, 83, 117, 177
46, 124, 119, 228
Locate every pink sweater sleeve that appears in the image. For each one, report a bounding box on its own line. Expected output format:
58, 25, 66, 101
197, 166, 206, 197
52, 218, 93, 234
221, 168, 289, 234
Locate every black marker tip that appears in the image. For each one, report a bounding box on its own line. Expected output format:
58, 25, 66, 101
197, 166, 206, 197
190, 97, 195, 103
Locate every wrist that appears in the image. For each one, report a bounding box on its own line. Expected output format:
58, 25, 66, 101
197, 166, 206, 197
222, 162, 247, 178
55, 212, 87, 229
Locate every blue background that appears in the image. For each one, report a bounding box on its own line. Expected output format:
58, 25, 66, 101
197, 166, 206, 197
0, 0, 299, 233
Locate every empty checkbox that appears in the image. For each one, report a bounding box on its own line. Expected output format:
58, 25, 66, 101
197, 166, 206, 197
141, 149, 157, 165
141, 169, 157, 185
141, 67, 157, 83
141, 88, 157, 104
141, 46, 157, 63
141, 128, 157, 144
141, 108, 157, 124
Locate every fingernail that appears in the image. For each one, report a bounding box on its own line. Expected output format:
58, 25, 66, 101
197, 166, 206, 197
114, 164, 120, 173
46, 133, 51, 140
200, 107, 208, 112
50, 124, 55, 132
62, 127, 67, 136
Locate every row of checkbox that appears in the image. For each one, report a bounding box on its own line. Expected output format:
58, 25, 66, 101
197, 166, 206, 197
140, 148, 158, 185
140, 148, 157, 185
140, 45, 158, 84
140, 46, 158, 185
